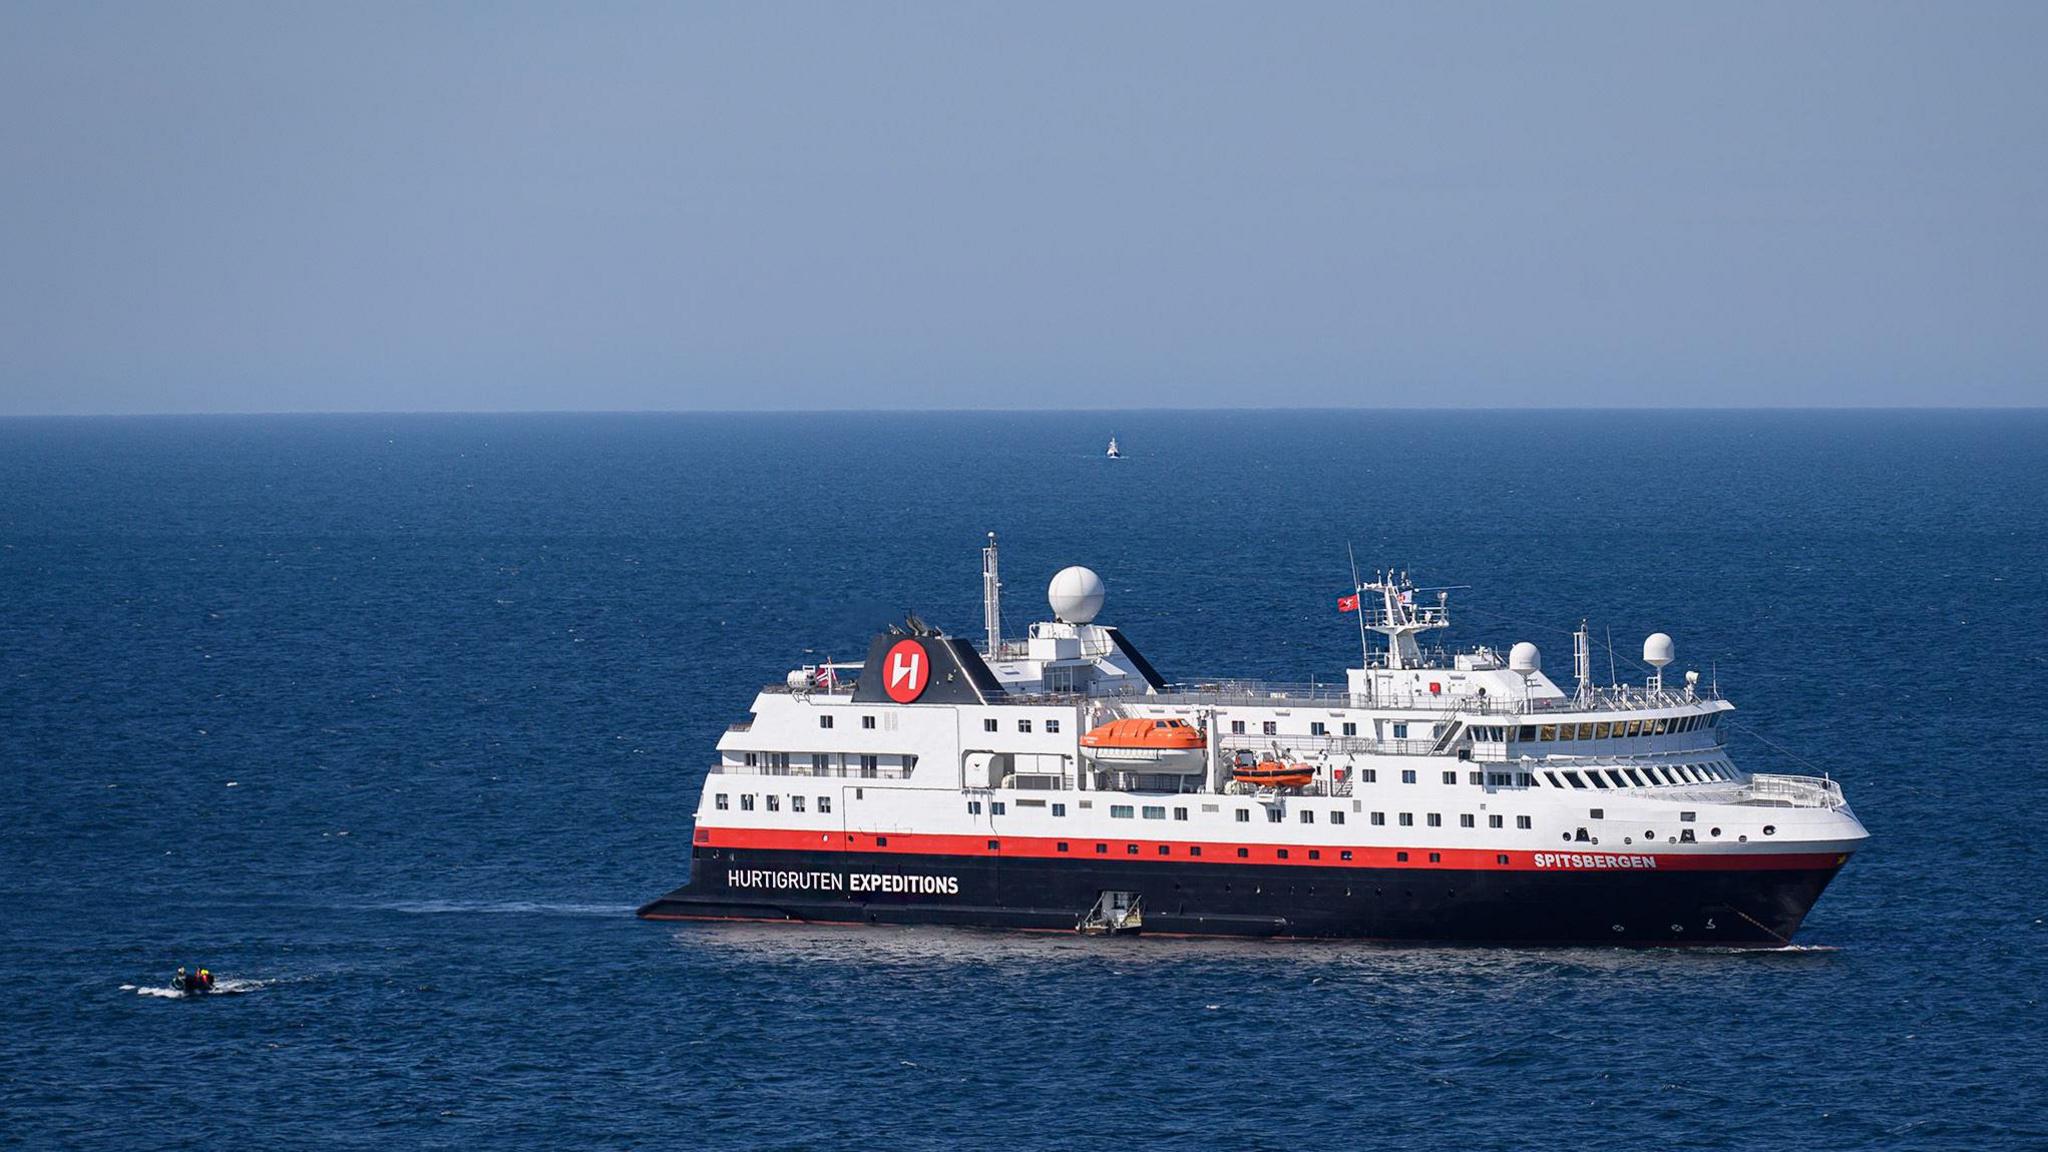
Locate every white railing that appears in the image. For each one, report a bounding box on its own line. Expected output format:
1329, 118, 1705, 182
1741, 773, 1847, 809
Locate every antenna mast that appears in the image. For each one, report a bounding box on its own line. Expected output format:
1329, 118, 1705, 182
981, 532, 1003, 657
1347, 543, 1369, 673
1573, 619, 1593, 706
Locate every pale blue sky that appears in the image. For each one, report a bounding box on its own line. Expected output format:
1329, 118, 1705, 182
2, 2, 2044, 414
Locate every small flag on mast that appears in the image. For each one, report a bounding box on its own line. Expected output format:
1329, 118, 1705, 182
1337, 593, 1360, 613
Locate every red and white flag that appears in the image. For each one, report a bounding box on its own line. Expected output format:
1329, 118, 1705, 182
1337, 593, 1360, 613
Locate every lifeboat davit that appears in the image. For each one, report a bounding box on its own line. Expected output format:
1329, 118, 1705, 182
1232, 759, 1315, 790
1080, 717, 1206, 771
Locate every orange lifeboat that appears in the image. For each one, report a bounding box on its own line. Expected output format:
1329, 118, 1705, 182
1231, 755, 1315, 790
1080, 718, 1206, 751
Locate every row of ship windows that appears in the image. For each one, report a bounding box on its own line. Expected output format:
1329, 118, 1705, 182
735, 756, 1724, 791
820, 715, 1070, 735
1546, 763, 1733, 789
964, 797, 1542, 832
717, 793, 834, 813
1231, 717, 1719, 740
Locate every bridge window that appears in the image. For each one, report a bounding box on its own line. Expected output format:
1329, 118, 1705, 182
1562, 772, 1586, 789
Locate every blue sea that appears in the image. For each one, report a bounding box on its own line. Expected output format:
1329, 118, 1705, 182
3, 410, 2044, 1150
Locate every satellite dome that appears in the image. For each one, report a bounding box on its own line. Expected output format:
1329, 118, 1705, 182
1048, 566, 1106, 624
1508, 641, 1541, 676
1643, 633, 1675, 668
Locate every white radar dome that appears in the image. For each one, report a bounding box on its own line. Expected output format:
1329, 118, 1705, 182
1643, 633, 1675, 668
1508, 641, 1541, 676
1048, 566, 1106, 624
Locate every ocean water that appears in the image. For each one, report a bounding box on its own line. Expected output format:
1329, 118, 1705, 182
2, 409, 2043, 1150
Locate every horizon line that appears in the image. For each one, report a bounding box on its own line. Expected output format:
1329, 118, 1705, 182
3, 403, 2046, 419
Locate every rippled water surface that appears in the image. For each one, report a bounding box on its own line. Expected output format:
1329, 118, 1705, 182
3, 411, 2044, 1149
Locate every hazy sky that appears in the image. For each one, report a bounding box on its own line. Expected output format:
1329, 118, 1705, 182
3, 2, 2044, 414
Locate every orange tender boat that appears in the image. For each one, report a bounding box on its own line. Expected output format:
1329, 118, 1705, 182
1080, 717, 1207, 751
1231, 758, 1315, 790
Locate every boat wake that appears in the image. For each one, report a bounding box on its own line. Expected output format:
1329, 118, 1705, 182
121, 977, 269, 999
374, 899, 634, 917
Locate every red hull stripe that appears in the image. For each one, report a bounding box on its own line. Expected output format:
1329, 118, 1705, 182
692, 825, 1846, 872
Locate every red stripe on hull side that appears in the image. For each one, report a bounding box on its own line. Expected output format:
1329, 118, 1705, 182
692, 825, 1848, 872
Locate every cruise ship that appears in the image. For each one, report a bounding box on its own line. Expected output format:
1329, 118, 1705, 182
639, 536, 1867, 945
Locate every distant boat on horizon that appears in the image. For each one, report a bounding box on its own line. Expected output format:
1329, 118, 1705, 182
1106, 435, 1121, 459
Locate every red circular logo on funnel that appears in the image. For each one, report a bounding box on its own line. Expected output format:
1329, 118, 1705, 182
882, 638, 930, 703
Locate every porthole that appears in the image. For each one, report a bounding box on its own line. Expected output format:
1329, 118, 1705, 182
1763, 825, 1776, 836
1710, 827, 1722, 837
1644, 830, 1655, 839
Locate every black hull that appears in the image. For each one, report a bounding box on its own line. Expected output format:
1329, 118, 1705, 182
639, 846, 1846, 946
